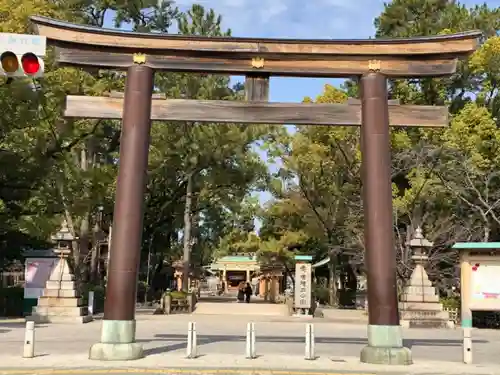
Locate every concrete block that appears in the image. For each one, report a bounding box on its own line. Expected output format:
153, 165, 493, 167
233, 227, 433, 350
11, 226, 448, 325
361, 324, 412, 365
27, 314, 93, 324
48, 274, 74, 282
37, 297, 83, 307
32, 306, 88, 316
400, 301, 443, 310
43, 289, 79, 298
360, 345, 412, 365
45, 280, 76, 290
89, 342, 144, 361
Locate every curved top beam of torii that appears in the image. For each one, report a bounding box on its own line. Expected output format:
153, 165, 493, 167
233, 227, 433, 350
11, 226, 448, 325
29, 16, 483, 78
31, 16, 480, 56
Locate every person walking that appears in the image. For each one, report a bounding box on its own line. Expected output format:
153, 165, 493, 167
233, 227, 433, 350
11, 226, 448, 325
244, 282, 253, 303
237, 281, 245, 302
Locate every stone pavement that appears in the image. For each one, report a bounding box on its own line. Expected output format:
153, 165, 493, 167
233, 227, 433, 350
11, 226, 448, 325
0, 354, 499, 375
1, 314, 499, 374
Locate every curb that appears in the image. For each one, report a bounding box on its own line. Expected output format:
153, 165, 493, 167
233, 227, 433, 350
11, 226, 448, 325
0, 369, 376, 375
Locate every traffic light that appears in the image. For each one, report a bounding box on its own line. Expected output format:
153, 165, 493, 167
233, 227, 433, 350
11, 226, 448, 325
0, 33, 46, 78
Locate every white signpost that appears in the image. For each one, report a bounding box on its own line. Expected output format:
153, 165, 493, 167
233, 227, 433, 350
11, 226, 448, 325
24, 258, 57, 299
294, 255, 312, 314
452, 242, 500, 365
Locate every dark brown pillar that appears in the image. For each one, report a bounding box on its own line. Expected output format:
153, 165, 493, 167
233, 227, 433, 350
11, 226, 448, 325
360, 72, 399, 326
103, 65, 154, 321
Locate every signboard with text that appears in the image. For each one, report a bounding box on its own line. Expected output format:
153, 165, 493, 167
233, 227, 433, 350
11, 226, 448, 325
470, 261, 500, 310
24, 258, 57, 299
0, 33, 46, 56
294, 262, 312, 309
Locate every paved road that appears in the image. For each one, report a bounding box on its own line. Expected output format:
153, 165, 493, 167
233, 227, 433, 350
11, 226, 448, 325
1, 314, 499, 374
2, 315, 498, 364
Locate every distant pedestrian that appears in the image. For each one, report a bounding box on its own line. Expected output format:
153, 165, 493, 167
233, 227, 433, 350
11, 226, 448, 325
237, 281, 245, 302
244, 282, 253, 303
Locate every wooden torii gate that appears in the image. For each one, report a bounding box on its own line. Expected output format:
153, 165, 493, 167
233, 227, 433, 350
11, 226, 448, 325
30, 16, 481, 364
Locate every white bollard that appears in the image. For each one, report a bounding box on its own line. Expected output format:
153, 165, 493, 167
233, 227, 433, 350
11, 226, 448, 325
88, 291, 95, 315
305, 323, 315, 360
186, 321, 198, 358
23, 321, 35, 358
245, 322, 256, 359
463, 327, 472, 364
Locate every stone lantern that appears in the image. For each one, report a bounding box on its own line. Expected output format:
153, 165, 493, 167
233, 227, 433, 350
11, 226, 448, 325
399, 227, 454, 328
408, 226, 433, 263
51, 220, 75, 258
27, 220, 92, 323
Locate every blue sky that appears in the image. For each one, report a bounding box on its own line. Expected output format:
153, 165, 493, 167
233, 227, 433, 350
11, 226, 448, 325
104, 0, 498, 225
170, 0, 497, 105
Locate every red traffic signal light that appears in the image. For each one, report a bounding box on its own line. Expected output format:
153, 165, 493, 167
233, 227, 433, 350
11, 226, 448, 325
1, 51, 43, 77
21, 53, 41, 75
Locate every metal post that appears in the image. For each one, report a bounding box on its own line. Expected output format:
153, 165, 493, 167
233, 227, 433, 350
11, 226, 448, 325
463, 327, 472, 364
23, 321, 35, 358
461, 251, 473, 364
245, 322, 256, 359
360, 72, 400, 326
88, 290, 95, 315
186, 322, 197, 358
305, 323, 315, 360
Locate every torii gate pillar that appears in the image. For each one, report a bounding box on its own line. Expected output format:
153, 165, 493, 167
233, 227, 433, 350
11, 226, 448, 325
89, 63, 154, 361
359, 72, 411, 365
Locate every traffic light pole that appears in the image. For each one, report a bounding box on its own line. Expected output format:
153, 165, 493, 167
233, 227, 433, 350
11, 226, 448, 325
89, 63, 154, 361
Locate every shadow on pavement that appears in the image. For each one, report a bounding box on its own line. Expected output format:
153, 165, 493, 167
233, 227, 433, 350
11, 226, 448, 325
0, 322, 48, 329
144, 334, 488, 350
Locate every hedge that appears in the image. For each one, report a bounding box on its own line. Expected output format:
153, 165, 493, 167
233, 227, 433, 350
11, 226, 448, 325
0, 286, 24, 317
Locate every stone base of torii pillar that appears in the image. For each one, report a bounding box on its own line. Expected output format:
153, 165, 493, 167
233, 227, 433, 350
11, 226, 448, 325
27, 249, 92, 324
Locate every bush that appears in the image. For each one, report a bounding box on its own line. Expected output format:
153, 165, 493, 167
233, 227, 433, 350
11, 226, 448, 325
137, 281, 148, 302
313, 285, 329, 305
473, 311, 500, 329
339, 288, 356, 308
440, 296, 460, 310
164, 290, 188, 300
0, 286, 24, 317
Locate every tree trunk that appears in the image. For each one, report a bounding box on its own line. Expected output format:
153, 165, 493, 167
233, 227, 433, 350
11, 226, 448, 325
90, 242, 99, 283
77, 145, 93, 283
78, 214, 90, 282
328, 257, 338, 307
483, 225, 490, 242
182, 171, 194, 292
89, 220, 103, 284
